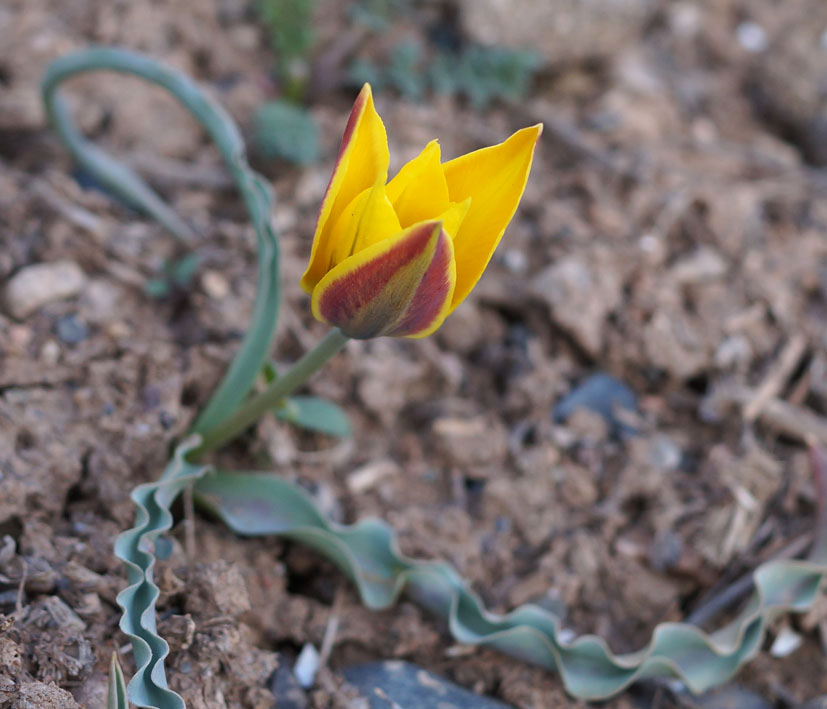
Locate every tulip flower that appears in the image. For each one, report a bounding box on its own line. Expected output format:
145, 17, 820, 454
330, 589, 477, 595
301, 84, 541, 339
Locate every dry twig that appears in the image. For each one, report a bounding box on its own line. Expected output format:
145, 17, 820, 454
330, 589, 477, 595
743, 334, 808, 423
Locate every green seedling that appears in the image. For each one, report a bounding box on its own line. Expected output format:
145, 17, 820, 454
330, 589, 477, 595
144, 253, 200, 299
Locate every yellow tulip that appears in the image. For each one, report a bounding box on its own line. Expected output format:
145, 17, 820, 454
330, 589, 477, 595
301, 84, 541, 339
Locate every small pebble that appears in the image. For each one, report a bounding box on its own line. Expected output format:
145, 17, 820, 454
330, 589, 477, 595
770, 625, 803, 658
7, 324, 32, 354
201, 270, 230, 299
696, 684, 773, 709
55, 314, 90, 344
501, 248, 528, 274
650, 531, 683, 571
159, 410, 175, 430
557, 628, 576, 644
270, 662, 307, 709
347, 459, 399, 494
293, 643, 320, 689
39, 340, 61, 366
715, 334, 752, 369
553, 373, 638, 438
736, 21, 768, 53
3, 260, 87, 319
670, 247, 727, 285
649, 434, 682, 471
344, 661, 511, 709
669, 3, 701, 38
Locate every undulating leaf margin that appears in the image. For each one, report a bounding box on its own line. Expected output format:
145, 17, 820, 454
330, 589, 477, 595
194, 469, 827, 701
113, 438, 211, 708
42, 48, 281, 708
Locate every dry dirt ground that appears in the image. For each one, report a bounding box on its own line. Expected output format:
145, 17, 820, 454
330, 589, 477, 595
1, 0, 827, 707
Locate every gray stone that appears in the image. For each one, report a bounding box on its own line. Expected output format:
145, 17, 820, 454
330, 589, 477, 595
3, 260, 87, 319
16, 681, 82, 709
55, 314, 90, 344
695, 685, 773, 709
270, 662, 307, 709
553, 372, 638, 438
343, 661, 513, 709
648, 434, 683, 472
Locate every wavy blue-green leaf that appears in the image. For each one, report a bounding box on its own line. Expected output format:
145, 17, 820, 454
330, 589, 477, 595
114, 438, 211, 709
43, 49, 283, 708
194, 470, 827, 701
41, 47, 281, 436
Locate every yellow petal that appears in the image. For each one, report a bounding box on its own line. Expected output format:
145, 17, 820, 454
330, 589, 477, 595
328, 180, 402, 266
312, 220, 456, 339
434, 197, 471, 241
442, 124, 542, 309
386, 140, 450, 228
300, 84, 390, 292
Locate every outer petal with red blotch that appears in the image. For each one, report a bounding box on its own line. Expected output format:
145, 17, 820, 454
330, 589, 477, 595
311, 221, 456, 339
301, 84, 390, 293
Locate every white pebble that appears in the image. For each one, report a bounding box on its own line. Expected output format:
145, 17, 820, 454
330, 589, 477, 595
3, 260, 87, 319
201, 270, 230, 299
736, 21, 768, 53
770, 625, 803, 658
293, 643, 320, 689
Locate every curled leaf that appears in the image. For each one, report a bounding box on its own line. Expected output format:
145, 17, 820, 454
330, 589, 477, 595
114, 438, 211, 709
41, 47, 281, 438
194, 470, 827, 701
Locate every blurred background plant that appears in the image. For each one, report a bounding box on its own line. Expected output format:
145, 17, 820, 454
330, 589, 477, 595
251, 0, 541, 164
253, 0, 319, 164
256, 0, 314, 102
349, 41, 541, 109
144, 253, 200, 299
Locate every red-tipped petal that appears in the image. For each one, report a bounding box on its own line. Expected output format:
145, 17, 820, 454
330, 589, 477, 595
312, 221, 456, 339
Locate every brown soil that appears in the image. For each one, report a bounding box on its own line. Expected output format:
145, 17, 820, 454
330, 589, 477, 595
1, 0, 827, 707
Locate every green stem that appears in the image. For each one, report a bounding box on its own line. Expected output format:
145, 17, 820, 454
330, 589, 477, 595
194, 328, 349, 456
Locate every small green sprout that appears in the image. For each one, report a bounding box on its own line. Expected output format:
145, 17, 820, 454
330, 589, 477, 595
253, 0, 320, 166
256, 0, 314, 101
144, 253, 200, 299
107, 653, 128, 709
